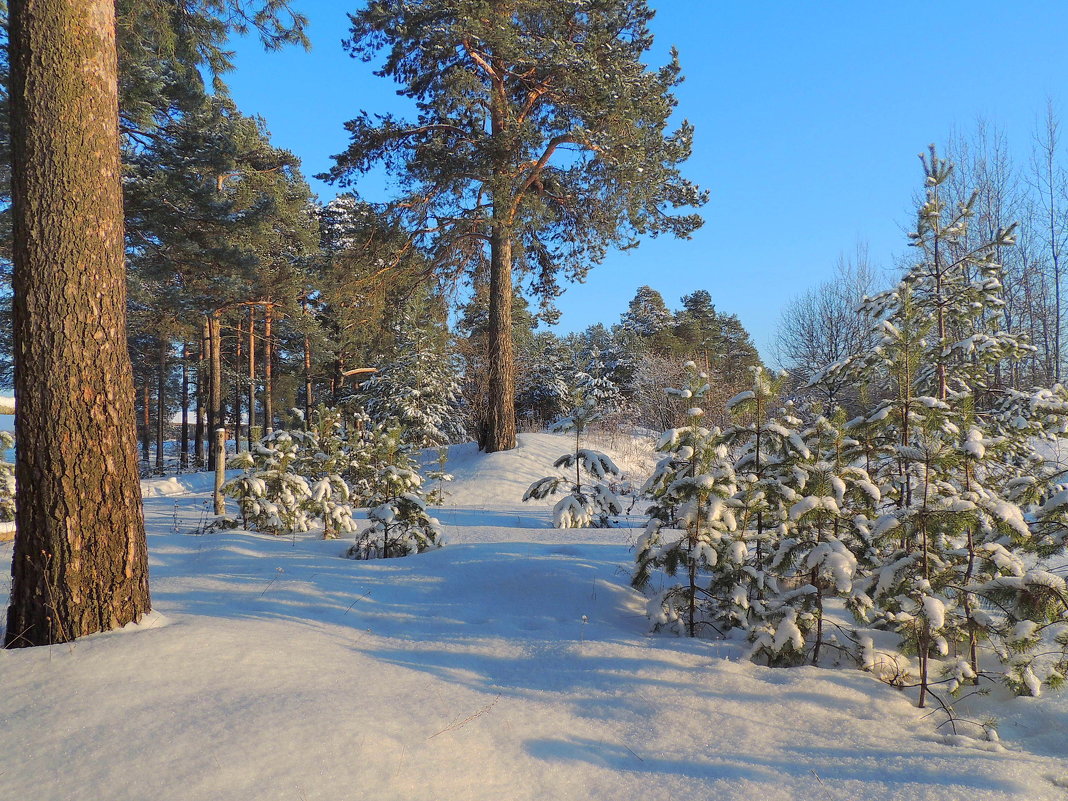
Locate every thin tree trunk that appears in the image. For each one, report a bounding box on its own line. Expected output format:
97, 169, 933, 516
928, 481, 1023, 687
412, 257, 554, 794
213, 428, 226, 516
141, 382, 150, 464
155, 337, 166, 472
264, 303, 274, 435
304, 330, 313, 424
247, 305, 256, 450
5, 0, 150, 647
234, 314, 243, 451
180, 342, 189, 470
205, 316, 215, 471
208, 311, 225, 468
195, 317, 207, 467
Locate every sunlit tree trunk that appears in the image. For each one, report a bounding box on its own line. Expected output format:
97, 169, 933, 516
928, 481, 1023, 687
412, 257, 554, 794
5, 0, 151, 647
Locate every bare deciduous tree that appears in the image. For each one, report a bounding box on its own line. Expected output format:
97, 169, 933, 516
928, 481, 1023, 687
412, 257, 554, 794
774, 243, 879, 408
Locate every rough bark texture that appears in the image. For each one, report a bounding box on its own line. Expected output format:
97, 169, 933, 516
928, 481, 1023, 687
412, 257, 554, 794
484, 225, 517, 452
5, 0, 151, 647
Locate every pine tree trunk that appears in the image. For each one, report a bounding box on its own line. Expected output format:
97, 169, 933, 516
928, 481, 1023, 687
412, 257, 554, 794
180, 342, 189, 470
234, 314, 243, 451
247, 305, 255, 451
208, 311, 225, 467
205, 316, 215, 471
481, 56, 517, 453
141, 383, 150, 464
304, 334, 313, 422
264, 303, 274, 435
484, 223, 516, 452
5, 0, 150, 647
155, 336, 166, 472
195, 317, 207, 467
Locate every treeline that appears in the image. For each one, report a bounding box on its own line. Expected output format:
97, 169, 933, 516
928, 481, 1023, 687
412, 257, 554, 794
514, 286, 762, 433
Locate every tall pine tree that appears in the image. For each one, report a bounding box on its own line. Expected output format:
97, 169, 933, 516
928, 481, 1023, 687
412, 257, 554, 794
324, 0, 707, 452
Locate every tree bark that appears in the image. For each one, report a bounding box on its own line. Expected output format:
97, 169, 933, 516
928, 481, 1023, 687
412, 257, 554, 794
264, 303, 274, 435
233, 314, 243, 451
247, 305, 255, 450
484, 223, 517, 452
482, 50, 517, 453
141, 382, 150, 464
213, 428, 226, 516
180, 342, 189, 469
194, 318, 207, 467
302, 300, 313, 423
207, 311, 225, 469
155, 336, 166, 472
5, 0, 151, 647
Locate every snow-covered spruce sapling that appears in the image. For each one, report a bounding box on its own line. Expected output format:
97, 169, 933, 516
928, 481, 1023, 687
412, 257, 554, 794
345, 425, 442, 559
223, 413, 357, 538
523, 385, 622, 528
633, 361, 740, 637
297, 407, 359, 539
816, 147, 1068, 707
224, 430, 316, 535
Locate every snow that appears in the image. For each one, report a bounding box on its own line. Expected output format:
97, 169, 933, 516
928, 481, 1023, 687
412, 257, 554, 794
922, 596, 946, 631
2, 431, 1068, 800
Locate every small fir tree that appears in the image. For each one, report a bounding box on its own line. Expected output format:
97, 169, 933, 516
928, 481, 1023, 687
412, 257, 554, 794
633, 361, 741, 637
523, 384, 623, 528
346, 424, 442, 559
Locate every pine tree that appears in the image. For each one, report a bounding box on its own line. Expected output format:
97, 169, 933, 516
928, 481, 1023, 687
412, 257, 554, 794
633, 362, 740, 637
324, 1, 707, 452
523, 382, 623, 528
820, 147, 1068, 706
6, 0, 151, 646
623, 285, 675, 339
346, 425, 442, 559
358, 323, 467, 448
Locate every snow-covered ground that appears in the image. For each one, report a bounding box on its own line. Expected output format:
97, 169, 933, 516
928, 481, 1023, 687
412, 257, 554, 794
2, 432, 1067, 800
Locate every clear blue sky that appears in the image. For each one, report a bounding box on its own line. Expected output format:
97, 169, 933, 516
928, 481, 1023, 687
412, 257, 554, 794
223, 1, 1068, 360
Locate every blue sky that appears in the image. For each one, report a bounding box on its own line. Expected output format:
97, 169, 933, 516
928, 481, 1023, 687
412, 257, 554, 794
223, 2, 1068, 360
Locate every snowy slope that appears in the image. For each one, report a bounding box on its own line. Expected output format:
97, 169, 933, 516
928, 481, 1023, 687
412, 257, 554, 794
1, 434, 1067, 800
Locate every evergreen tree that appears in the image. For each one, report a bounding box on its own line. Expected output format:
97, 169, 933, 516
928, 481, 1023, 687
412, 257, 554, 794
345, 425, 442, 559
819, 147, 1068, 706
324, 0, 707, 453
516, 332, 571, 426
523, 383, 623, 528
357, 322, 468, 448
633, 362, 740, 637
6, 0, 150, 647
623, 285, 675, 339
